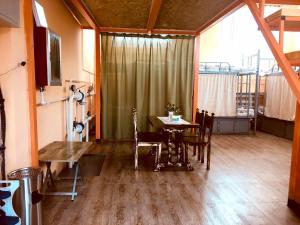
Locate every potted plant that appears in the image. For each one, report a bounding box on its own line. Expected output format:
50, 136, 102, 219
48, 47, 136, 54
165, 103, 181, 120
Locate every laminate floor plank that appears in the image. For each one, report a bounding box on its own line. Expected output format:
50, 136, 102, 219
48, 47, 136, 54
42, 132, 300, 225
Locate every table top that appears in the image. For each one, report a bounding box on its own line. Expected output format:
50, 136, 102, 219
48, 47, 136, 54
148, 116, 199, 129
39, 141, 93, 163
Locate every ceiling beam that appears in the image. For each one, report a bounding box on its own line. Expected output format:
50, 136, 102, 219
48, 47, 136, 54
100, 27, 148, 34
151, 29, 197, 35
99, 27, 196, 35
69, 0, 98, 29
147, 0, 163, 32
196, 0, 244, 34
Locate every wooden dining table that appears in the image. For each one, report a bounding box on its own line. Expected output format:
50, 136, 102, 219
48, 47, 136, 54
148, 116, 199, 171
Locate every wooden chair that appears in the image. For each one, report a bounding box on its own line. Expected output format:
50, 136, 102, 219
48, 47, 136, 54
183, 112, 215, 170
183, 109, 205, 157
132, 108, 162, 171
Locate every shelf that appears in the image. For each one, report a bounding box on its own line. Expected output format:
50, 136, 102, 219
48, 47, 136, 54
265, 8, 300, 32
285, 50, 300, 66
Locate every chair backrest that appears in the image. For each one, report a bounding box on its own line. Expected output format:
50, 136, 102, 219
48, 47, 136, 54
195, 109, 205, 129
200, 112, 215, 144
132, 108, 138, 142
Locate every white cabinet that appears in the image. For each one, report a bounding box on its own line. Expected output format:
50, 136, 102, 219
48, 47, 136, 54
0, 0, 20, 27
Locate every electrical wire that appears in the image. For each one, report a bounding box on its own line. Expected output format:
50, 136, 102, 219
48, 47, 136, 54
0, 62, 26, 78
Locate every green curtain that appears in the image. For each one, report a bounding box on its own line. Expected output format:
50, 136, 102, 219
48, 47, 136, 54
101, 33, 195, 140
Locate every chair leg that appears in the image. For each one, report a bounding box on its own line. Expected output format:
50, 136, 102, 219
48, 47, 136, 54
207, 144, 211, 170
184, 144, 188, 162
201, 145, 205, 163
134, 145, 139, 170
197, 144, 201, 161
185, 143, 189, 165
193, 146, 196, 156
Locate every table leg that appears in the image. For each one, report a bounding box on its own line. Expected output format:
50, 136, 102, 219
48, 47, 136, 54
167, 130, 173, 165
42, 161, 81, 201
154, 144, 162, 172
46, 162, 55, 188
71, 162, 79, 201
176, 131, 183, 166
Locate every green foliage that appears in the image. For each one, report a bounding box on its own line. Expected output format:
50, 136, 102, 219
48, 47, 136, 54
165, 103, 181, 115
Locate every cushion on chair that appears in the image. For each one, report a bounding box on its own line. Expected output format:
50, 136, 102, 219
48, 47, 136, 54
0, 216, 20, 225
0, 191, 11, 200
137, 132, 162, 143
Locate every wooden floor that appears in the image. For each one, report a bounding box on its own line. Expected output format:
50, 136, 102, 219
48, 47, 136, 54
42, 132, 300, 225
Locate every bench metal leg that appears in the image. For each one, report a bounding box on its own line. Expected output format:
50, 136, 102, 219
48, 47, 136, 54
42, 162, 80, 201
71, 162, 79, 201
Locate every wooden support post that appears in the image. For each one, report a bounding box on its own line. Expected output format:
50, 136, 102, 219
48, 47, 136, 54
279, 19, 285, 50
288, 102, 300, 208
259, 0, 265, 18
192, 35, 200, 122
244, 0, 300, 211
95, 28, 101, 140
24, 0, 38, 166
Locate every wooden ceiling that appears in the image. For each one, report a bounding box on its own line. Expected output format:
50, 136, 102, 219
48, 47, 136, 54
63, 0, 300, 35
155, 0, 235, 30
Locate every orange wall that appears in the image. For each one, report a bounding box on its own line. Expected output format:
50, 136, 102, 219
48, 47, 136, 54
36, 0, 94, 150
0, 0, 31, 173
0, 0, 95, 174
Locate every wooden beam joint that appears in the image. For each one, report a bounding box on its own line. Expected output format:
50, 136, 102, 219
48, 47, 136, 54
259, 0, 265, 18
147, 0, 162, 33
70, 0, 98, 29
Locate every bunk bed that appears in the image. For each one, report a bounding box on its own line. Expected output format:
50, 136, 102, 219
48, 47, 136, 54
256, 66, 299, 140
257, 8, 300, 139
198, 61, 260, 134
